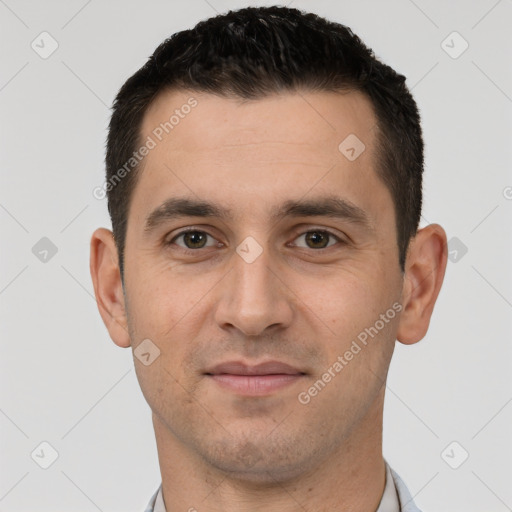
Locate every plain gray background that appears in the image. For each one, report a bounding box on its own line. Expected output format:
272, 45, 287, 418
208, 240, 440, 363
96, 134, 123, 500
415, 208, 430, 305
1, 0, 511, 510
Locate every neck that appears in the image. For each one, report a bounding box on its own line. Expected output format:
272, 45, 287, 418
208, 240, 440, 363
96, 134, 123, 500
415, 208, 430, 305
153, 388, 386, 512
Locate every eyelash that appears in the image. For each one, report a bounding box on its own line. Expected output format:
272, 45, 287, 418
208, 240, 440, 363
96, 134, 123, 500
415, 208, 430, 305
166, 227, 344, 253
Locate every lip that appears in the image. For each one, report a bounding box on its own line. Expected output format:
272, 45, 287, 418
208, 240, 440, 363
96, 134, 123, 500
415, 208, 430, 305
205, 360, 304, 376
204, 360, 306, 396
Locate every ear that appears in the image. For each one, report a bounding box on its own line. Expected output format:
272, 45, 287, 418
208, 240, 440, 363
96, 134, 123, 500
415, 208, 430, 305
89, 228, 131, 348
397, 223, 448, 345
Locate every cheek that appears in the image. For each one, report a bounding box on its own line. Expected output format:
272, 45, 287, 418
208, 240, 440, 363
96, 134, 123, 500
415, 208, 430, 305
125, 267, 210, 408
294, 266, 400, 358
292, 268, 375, 330
126, 261, 216, 336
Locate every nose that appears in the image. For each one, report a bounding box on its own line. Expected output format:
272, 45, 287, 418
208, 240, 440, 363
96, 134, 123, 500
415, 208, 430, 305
214, 242, 294, 337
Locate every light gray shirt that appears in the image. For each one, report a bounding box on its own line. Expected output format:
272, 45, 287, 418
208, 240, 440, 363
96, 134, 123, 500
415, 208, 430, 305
144, 460, 421, 512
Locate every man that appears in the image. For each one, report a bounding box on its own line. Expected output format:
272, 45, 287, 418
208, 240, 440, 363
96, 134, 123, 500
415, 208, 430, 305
90, 6, 447, 511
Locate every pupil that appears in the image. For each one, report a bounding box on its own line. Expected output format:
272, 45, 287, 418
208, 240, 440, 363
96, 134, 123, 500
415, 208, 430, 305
306, 231, 328, 248
185, 231, 206, 248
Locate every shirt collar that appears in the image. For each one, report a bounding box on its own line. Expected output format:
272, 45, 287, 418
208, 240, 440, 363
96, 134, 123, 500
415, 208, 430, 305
376, 460, 401, 512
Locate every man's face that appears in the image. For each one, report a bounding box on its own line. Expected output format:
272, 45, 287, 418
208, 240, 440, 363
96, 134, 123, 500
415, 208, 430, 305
122, 89, 405, 480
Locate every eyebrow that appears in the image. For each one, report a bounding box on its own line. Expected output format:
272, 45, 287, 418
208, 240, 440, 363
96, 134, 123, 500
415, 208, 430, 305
143, 196, 374, 234
144, 198, 232, 234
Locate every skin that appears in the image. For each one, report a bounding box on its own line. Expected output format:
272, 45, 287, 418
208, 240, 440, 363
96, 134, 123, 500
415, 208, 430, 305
90, 89, 447, 512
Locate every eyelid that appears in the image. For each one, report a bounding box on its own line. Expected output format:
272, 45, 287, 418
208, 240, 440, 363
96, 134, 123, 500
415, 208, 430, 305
167, 227, 222, 250
288, 228, 345, 248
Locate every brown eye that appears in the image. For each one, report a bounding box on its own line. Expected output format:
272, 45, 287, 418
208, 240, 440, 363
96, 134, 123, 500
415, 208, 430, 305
305, 231, 329, 248
293, 230, 339, 249
184, 231, 207, 248
170, 230, 217, 250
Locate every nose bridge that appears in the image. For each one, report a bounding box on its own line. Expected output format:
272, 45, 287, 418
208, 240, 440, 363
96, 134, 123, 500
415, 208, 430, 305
215, 238, 292, 336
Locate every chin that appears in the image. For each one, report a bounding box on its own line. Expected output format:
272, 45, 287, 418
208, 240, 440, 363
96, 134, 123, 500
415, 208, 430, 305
200, 436, 315, 485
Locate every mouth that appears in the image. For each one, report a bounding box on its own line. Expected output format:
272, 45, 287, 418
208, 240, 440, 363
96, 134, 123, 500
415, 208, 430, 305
204, 360, 307, 396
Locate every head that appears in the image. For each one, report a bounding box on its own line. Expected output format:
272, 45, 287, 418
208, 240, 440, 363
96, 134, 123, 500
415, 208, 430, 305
91, 6, 447, 484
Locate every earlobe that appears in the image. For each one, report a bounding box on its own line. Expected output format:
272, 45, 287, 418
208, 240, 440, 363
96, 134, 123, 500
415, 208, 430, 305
396, 223, 448, 345
89, 228, 131, 348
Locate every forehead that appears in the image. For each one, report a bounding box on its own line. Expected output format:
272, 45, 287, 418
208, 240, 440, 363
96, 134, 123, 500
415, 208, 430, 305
131, 88, 391, 230
141, 88, 377, 157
